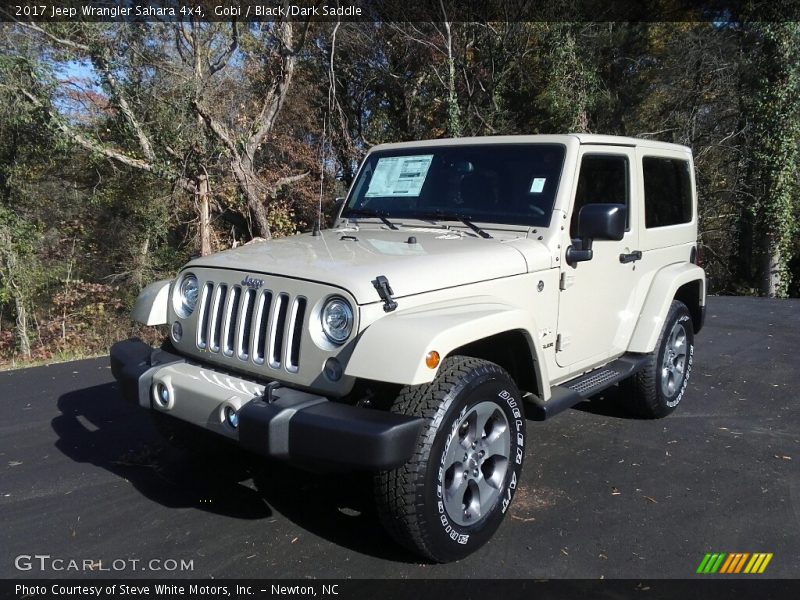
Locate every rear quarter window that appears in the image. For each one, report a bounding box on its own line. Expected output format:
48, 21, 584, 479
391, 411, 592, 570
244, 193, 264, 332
642, 157, 693, 228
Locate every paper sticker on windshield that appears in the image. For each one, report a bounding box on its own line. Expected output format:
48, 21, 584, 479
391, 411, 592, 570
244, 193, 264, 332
366, 155, 433, 197
529, 178, 546, 193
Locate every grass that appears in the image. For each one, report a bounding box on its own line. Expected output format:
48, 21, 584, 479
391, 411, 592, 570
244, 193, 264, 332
0, 349, 111, 372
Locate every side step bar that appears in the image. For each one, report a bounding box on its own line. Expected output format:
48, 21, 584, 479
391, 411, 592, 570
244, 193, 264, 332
527, 353, 650, 421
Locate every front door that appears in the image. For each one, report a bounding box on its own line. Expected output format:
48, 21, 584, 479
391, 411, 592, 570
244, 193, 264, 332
556, 148, 641, 369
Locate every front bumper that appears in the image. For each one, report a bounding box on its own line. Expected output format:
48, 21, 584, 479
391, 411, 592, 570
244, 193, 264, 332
110, 338, 422, 470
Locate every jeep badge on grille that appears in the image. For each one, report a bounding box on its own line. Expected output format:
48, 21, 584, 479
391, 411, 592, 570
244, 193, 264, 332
241, 275, 264, 290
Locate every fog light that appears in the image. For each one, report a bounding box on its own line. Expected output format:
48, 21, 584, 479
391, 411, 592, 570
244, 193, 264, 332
225, 406, 239, 428
171, 321, 182, 342
324, 357, 343, 381
155, 382, 170, 407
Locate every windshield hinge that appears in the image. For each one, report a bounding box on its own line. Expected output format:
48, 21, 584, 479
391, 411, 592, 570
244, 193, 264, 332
372, 275, 398, 313
559, 272, 575, 290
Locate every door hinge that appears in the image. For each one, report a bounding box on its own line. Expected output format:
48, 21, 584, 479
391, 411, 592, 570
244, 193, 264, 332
559, 272, 575, 290
556, 333, 571, 352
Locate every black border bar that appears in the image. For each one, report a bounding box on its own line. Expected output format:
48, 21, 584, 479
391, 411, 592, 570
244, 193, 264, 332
3, 579, 800, 600
2, 0, 800, 23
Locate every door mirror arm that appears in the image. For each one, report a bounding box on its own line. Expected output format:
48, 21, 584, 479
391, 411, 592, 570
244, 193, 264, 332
565, 238, 594, 265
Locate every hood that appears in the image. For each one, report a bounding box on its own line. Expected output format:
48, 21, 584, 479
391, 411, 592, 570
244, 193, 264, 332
187, 227, 551, 304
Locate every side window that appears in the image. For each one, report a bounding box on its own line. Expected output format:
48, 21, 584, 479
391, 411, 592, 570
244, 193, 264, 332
571, 154, 629, 237
643, 157, 692, 228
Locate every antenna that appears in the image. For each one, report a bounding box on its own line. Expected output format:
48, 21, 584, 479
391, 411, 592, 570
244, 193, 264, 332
317, 112, 325, 234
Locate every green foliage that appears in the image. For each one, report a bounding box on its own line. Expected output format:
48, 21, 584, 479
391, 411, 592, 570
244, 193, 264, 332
742, 23, 800, 297
535, 24, 602, 133
267, 202, 298, 238
0, 206, 40, 302
2, 18, 800, 366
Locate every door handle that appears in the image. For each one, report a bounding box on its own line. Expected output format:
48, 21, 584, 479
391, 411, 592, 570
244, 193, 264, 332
619, 250, 642, 264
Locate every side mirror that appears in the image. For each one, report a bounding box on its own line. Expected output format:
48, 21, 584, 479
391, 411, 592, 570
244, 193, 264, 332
566, 203, 626, 265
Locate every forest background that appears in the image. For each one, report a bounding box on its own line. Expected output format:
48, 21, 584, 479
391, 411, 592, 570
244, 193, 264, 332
1, 3, 799, 368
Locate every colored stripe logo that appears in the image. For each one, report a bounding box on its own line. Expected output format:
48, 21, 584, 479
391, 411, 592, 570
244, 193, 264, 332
696, 552, 773, 574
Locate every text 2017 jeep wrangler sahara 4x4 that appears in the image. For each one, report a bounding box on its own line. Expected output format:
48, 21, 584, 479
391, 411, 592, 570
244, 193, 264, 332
111, 134, 705, 562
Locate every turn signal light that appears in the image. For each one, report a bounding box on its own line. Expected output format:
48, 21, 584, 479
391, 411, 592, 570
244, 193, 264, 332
425, 351, 441, 369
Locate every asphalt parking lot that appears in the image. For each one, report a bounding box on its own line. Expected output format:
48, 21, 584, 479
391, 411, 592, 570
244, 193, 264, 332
1, 296, 798, 579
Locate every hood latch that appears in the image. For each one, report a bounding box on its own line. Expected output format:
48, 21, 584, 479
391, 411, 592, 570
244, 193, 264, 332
372, 275, 398, 313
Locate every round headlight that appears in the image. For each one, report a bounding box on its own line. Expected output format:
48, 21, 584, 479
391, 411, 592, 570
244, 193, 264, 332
321, 297, 354, 344
175, 273, 199, 318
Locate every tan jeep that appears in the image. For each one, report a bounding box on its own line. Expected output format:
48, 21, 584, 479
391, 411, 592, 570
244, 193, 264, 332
111, 134, 706, 562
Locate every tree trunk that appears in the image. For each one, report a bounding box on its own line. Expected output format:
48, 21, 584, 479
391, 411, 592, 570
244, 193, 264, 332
14, 294, 31, 359
444, 19, 462, 137
0, 228, 32, 358
735, 209, 755, 285
761, 236, 782, 298
231, 161, 271, 239
131, 236, 150, 290
197, 174, 211, 256
575, 109, 590, 133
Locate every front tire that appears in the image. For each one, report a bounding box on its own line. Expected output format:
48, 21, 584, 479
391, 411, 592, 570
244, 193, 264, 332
621, 300, 695, 418
374, 356, 526, 562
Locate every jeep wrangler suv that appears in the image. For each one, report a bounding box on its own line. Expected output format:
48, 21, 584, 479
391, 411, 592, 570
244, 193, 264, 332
111, 134, 705, 562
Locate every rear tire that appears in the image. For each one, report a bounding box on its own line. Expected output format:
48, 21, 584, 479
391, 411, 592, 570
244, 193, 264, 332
620, 300, 694, 418
374, 356, 526, 562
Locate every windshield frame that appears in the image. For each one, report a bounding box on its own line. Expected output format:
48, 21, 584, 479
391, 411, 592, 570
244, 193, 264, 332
341, 143, 567, 230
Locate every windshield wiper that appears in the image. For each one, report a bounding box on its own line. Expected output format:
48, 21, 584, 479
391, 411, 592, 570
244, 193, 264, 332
344, 209, 399, 230
417, 211, 492, 239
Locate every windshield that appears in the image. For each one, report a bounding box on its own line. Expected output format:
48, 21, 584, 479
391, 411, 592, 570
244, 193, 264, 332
343, 144, 566, 228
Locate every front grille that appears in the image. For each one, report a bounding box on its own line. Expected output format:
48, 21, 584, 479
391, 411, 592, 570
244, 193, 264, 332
196, 282, 307, 373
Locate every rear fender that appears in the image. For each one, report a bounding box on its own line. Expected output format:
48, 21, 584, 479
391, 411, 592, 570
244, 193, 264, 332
628, 264, 706, 353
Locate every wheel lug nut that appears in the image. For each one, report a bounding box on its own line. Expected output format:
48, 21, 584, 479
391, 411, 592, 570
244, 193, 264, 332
479, 450, 485, 457
464, 453, 468, 461
463, 470, 468, 479
473, 469, 479, 477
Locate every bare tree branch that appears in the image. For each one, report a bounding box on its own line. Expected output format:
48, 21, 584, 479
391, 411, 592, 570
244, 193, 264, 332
19, 87, 155, 173
245, 21, 297, 161
18, 21, 158, 164
291, 18, 312, 55
93, 50, 157, 162
174, 23, 189, 64
178, 20, 193, 58
208, 20, 239, 75
272, 171, 310, 189
15, 20, 90, 52
192, 99, 239, 158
